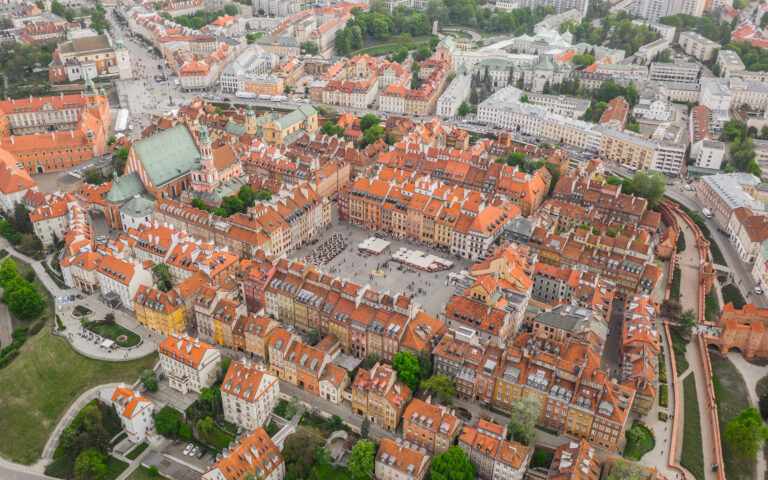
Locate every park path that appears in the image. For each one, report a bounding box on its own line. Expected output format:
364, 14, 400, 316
676, 214, 701, 314
684, 340, 718, 480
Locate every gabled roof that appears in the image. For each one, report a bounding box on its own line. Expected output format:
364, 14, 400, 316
131, 124, 201, 188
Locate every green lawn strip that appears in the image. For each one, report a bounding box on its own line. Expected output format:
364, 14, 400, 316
705, 290, 720, 324
126, 442, 148, 460
670, 266, 681, 301
668, 327, 689, 375
710, 353, 753, 480
682, 375, 705, 480
85, 321, 141, 347
43, 455, 72, 478
0, 329, 157, 464
126, 466, 157, 480
314, 464, 354, 480
721, 284, 746, 309
104, 456, 129, 480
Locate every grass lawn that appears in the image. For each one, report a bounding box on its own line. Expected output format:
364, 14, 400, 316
314, 464, 354, 480
11, 258, 54, 331
104, 456, 129, 480
721, 284, 746, 309
705, 290, 720, 324
85, 321, 141, 347
126, 442, 148, 460
349, 34, 436, 56
669, 327, 690, 375
682, 375, 704, 480
710, 352, 753, 480
126, 466, 157, 480
0, 329, 157, 464
623, 422, 655, 461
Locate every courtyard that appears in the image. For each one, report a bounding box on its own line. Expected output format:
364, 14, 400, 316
290, 222, 475, 317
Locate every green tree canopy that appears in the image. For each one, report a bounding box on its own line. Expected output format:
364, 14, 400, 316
74, 448, 107, 480
420, 374, 456, 403
630, 170, 665, 208
392, 350, 420, 391
282, 427, 324, 479
154, 406, 182, 437
430, 445, 475, 480
360, 114, 381, 132
349, 439, 375, 479
458, 101, 470, 116
508, 395, 541, 444
724, 407, 768, 461
141, 369, 158, 392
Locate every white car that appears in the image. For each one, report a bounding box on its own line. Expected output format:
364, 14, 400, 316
183, 444, 193, 455
189, 446, 198, 457
756, 287, 763, 295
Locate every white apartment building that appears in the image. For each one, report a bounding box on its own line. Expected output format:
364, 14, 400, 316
437, 73, 472, 118
634, 86, 672, 121
477, 87, 545, 135
649, 61, 700, 83
158, 334, 221, 394
672, 0, 706, 17
527, 92, 590, 118
379, 89, 405, 114
30, 194, 75, 247
514, 0, 589, 15
220, 361, 279, 431
694, 140, 725, 170
701, 76, 768, 111
219, 45, 277, 94
105, 385, 154, 444
96, 254, 152, 311
636, 38, 670, 62
651, 142, 686, 176
716, 49, 745, 77
632, 0, 672, 22
678, 32, 719, 62
253, 0, 301, 16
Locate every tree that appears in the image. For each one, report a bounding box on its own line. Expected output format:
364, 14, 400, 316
300, 41, 318, 55
417, 350, 432, 380
315, 446, 331, 465
363, 124, 384, 146
677, 309, 696, 337
74, 448, 107, 480
154, 406, 182, 437
0, 258, 17, 287
140, 369, 158, 392
282, 427, 324, 479
421, 374, 456, 403
392, 45, 409, 63
12, 202, 32, 234
112, 146, 130, 175
508, 395, 541, 444
179, 422, 192, 441
148, 465, 158, 477
360, 114, 381, 132
360, 419, 370, 439
724, 407, 768, 461
430, 446, 475, 480
458, 101, 470, 117
392, 350, 420, 391
415, 45, 431, 61
284, 395, 301, 420
5, 283, 44, 320
630, 170, 665, 208
84, 169, 104, 185
349, 439, 375, 479
224, 4, 238, 15
607, 460, 647, 480
661, 299, 682, 319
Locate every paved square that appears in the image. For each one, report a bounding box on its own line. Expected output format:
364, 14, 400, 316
290, 223, 474, 316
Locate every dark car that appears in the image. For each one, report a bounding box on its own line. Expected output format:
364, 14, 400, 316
76, 294, 84, 299
68, 295, 74, 302
196, 449, 206, 459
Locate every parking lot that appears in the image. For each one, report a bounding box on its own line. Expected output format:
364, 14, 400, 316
291, 223, 475, 316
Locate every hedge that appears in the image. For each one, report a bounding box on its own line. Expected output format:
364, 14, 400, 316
676, 231, 686, 252
658, 412, 668, 421
659, 384, 669, 407
670, 266, 681, 302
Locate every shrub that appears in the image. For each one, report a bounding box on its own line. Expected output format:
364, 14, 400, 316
659, 412, 668, 421
721, 284, 746, 309
659, 384, 669, 407
676, 231, 686, 252
56, 314, 65, 331
670, 266, 681, 301
179, 422, 192, 441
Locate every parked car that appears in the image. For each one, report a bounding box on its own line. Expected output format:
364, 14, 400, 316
189, 446, 198, 457
196, 449, 206, 459
183, 444, 193, 455
756, 287, 763, 295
